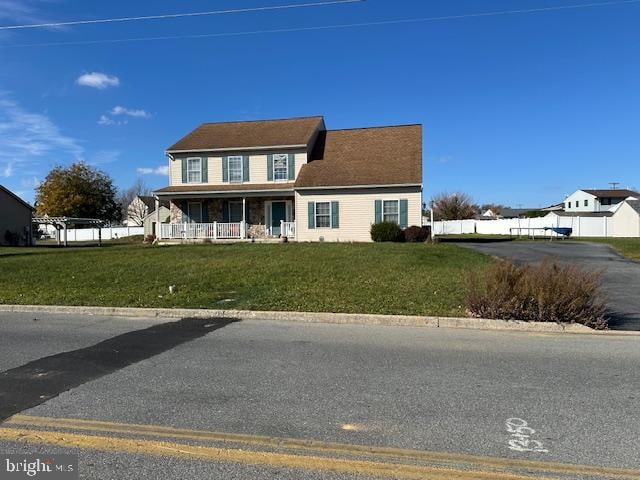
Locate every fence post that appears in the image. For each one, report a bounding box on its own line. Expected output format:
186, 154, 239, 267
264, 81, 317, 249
213, 221, 217, 240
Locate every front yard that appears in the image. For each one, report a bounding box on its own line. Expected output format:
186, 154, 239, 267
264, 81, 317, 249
0, 243, 491, 316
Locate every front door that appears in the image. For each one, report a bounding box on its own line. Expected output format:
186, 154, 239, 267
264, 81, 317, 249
187, 202, 202, 223
271, 201, 286, 236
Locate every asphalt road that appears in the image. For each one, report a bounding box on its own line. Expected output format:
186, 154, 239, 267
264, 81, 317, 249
1, 312, 639, 479
457, 240, 640, 330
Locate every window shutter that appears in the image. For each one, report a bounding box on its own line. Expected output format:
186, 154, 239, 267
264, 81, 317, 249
243, 155, 250, 182
222, 200, 229, 223
181, 200, 189, 222
307, 202, 315, 229
222, 157, 229, 182
267, 154, 274, 181
287, 153, 295, 180
374, 200, 382, 224
181, 158, 187, 183
202, 199, 209, 222
399, 199, 408, 228
201, 157, 208, 183
331, 201, 339, 229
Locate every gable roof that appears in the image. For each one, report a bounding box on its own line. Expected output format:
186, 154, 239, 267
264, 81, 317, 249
137, 195, 169, 212
295, 125, 422, 189
0, 184, 34, 211
167, 116, 324, 152
625, 199, 640, 215
581, 189, 639, 198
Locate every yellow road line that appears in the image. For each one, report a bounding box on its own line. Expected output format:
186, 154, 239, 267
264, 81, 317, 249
0, 426, 554, 480
6, 414, 640, 480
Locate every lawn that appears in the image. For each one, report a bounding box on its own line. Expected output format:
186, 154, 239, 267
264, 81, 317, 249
575, 238, 640, 261
0, 243, 492, 316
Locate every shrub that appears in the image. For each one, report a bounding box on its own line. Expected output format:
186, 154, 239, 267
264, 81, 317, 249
403, 225, 431, 242
467, 259, 607, 329
143, 234, 156, 244
370, 222, 403, 242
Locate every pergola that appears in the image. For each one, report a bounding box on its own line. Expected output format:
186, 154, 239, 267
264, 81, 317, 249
32, 217, 105, 246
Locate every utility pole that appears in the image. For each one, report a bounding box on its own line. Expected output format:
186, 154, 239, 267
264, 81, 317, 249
609, 182, 620, 189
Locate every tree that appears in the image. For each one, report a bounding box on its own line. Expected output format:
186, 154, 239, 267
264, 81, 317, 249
429, 192, 477, 220
117, 178, 151, 226
35, 162, 121, 222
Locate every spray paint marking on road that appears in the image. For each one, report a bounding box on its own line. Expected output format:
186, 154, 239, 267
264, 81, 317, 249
506, 418, 548, 453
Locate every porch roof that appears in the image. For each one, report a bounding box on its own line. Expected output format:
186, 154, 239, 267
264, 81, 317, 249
155, 183, 295, 196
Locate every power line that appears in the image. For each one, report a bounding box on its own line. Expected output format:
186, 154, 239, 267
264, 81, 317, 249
3, 0, 639, 48
0, 0, 363, 30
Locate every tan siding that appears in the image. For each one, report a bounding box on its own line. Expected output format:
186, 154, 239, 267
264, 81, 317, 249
295, 187, 422, 242
170, 151, 306, 187
611, 203, 640, 237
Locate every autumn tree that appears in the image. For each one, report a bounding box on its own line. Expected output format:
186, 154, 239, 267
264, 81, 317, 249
35, 162, 121, 222
117, 178, 151, 226
429, 192, 477, 220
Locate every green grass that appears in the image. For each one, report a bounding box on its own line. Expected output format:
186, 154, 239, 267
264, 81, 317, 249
0, 243, 492, 316
574, 237, 640, 261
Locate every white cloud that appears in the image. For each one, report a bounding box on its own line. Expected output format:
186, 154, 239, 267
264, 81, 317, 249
97, 114, 114, 126
111, 106, 150, 118
137, 165, 169, 176
90, 149, 121, 166
0, 94, 83, 179
76, 72, 120, 89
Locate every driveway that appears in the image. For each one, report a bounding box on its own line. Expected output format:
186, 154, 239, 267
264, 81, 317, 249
457, 241, 640, 330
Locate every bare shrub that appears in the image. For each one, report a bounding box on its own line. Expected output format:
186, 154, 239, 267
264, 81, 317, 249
467, 259, 607, 329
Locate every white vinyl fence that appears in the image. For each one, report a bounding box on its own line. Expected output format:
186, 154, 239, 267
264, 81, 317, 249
51, 226, 144, 242
430, 215, 618, 237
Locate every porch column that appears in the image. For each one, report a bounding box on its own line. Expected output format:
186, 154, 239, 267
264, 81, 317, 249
242, 197, 246, 238
155, 196, 161, 240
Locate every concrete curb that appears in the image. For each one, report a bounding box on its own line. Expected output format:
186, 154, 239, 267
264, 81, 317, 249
1, 304, 635, 335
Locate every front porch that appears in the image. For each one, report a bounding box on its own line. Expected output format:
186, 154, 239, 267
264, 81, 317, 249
158, 196, 295, 241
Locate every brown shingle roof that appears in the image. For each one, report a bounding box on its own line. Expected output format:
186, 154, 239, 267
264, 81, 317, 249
582, 189, 639, 198
155, 183, 295, 195
167, 116, 324, 152
295, 125, 422, 188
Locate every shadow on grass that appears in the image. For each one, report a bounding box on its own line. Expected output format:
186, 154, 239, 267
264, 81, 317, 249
438, 236, 516, 244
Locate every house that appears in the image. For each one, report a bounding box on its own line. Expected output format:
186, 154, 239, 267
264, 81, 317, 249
610, 199, 640, 237
480, 208, 539, 219
563, 188, 639, 213
154, 116, 422, 242
142, 203, 170, 238
0, 184, 34, 246
125, 195, 169, 226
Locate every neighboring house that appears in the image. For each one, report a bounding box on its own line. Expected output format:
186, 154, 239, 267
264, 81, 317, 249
154, 116, 422, 242
541, 202, 564, 212
125, 196, 168, 226
480, 208, 539, 219
563, 189, 639, 212
0, 184, 34, 246
143, 204, 170, 238
610, 199, 640, 237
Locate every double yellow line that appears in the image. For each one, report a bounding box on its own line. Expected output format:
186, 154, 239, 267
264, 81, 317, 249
1, 415, 638, 480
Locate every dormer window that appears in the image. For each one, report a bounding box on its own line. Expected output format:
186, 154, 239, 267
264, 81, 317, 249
273, 154, 288, 181
186, 158, 202, 183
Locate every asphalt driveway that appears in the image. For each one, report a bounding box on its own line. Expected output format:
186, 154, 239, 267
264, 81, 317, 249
457, 241, 640, 330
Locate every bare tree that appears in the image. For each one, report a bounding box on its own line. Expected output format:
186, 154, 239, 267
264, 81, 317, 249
118, 178, 151, 226
429, 192, 478, 220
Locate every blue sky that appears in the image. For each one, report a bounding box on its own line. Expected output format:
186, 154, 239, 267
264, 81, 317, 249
0, 0, 638, 208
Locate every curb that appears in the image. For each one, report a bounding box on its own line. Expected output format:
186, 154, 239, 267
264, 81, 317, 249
0, 304, 634, 335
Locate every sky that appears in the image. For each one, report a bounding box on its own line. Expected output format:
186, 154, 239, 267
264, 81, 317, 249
0, 0, 638, 208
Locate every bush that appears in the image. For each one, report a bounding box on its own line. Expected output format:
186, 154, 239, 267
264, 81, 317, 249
370, 222, 403, 242
467, 259, 607, 329
403, 225, 431, 242
143, 234, 156, 244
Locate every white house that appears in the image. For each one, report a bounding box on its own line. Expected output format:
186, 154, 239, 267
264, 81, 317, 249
564, 189, 639, 213
154, 116, 423, 242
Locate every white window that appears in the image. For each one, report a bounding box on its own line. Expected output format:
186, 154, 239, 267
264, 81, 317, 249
383, 200, 399, 224
315, 202, 331, 228
186, 158, 202, 183
228, 156, 243, 183
273, 154, 288, 181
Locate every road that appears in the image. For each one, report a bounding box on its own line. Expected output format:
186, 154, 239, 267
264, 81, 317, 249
457, 240, 640, 330
0, 312, 639, 479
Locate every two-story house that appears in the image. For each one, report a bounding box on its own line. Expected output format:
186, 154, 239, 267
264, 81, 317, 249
154, 116, 422, 242
563, 188, 639, 213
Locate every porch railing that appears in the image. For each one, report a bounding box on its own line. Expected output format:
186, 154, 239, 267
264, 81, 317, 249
281, 221, 296, 238
160, 222, 243, 240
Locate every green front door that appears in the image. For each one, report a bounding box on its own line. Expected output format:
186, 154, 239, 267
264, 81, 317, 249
271, 201, 286, 236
